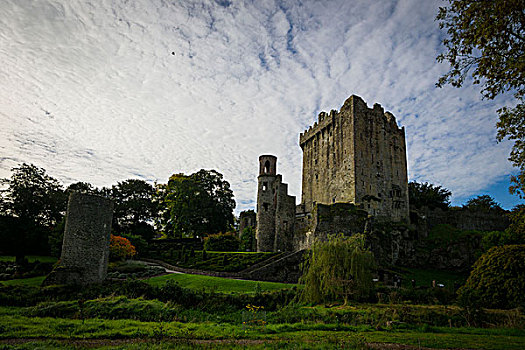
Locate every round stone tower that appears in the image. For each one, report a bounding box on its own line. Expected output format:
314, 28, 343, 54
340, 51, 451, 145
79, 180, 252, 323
256, 155, 277, 252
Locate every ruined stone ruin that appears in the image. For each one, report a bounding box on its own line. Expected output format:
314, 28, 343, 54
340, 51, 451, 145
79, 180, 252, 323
254, 95, 409, 253
43, 192, 113, 286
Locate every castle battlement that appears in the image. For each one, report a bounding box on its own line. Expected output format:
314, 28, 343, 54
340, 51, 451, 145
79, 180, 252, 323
299, 95, 403, 148
299, 94, 409, 220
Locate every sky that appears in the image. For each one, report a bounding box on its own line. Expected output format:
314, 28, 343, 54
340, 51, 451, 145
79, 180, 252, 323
0, 0, 522, 213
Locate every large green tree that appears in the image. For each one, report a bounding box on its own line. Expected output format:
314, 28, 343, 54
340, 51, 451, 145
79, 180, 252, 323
408, 181, 452, 210
161, 169, 235, 238
110, 179, 158, 241
436, 0, 525, 196
0, 163, 65, 256
0, 163, 65, 227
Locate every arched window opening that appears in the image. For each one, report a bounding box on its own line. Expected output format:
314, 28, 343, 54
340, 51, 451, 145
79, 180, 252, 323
264, 160, 271, 174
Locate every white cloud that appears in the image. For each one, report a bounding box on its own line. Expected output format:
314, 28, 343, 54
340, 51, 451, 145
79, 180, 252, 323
0, 0, 519, 213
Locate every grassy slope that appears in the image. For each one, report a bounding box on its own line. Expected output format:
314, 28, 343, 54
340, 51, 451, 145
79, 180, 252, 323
1, 276, 46, 287
0, 273, 296, 293
0, 311, 524, 349
146, 273, 297, 293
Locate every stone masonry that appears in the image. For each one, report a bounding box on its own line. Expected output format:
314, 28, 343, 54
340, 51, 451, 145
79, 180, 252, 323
256, 155, 296, 252
254, 95, 410, 253
299, 95, 409, 222
43, 192, 113, 286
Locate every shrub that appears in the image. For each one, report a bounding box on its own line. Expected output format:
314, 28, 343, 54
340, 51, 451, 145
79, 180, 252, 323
109, 235, 137, 261
458, 244, 525, 309
203, 232, 240, 252
301, 233, 375, 304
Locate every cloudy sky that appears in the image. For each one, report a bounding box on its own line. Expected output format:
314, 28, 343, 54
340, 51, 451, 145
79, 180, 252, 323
0, 0, 522, 212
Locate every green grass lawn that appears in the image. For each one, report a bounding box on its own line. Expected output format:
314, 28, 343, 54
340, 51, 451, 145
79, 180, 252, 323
0, 255, 57, 263
0, 276, 45, 287
0, 310, 524, 349
0, 272, 296, 293
146, 273, 297, 293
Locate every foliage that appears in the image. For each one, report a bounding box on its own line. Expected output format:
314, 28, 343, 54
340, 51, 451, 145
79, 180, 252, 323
481, 230, 513, 251
0, 163, 65, 227
301, 234, 375, 304
458, 245, 525, 309
408, 181, 451, 210
463, 195, 504, 212
65, 181, 100, 195
507, 204, 525, 240
480, 205, 525, 251
110, 179, 158, 241
120, 233, 148, 257
0, 164, 66, 256
426, 224, 482, 247
436, 0, 525, 196
240, 226, 256, 252
160, 169, 235, 237
109, 235, 137, 261
47, 217, 65, 257
204, 232, 240, 252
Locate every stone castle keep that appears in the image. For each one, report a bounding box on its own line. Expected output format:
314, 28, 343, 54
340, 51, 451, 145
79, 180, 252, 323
254, 95, 409, 252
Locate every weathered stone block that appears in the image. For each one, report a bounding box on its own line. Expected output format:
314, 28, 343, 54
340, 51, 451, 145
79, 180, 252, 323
43, 192, 113, 286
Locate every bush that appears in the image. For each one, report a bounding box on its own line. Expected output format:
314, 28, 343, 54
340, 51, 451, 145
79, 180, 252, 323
120, 233, 148, 257
203, 232, 240, 252
458, 244, 525, 309
109, 235, 137, 261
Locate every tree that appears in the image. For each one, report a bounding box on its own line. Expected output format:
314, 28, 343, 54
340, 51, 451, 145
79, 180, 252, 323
436, 0, 525, 196
240, 226, 256, 252
463, 195, 504, 212
110, 179, 158, 241
0, 164, 65, 257
161, 169, 235, 237
408, 181, 451, 210
458, 244, 525, 309
300, 234, 375, 304
65, 181, 100, 195
0, 163, 65, 227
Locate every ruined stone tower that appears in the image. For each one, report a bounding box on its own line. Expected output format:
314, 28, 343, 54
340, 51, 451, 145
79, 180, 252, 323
299, 95, 409, 221
256, 155, 296, 252
43, 192, 113, 286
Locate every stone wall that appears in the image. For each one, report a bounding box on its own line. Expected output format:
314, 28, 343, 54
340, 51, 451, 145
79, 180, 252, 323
292, 203, 369, 251
256, 155, 296, 252
299, 95, 409, 221
420, 207, 509, 232
239, 210, 256, 234
43, 192, 113, 286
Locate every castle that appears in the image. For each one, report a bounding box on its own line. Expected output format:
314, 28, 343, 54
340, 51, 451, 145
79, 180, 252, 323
253, 95, 409, 252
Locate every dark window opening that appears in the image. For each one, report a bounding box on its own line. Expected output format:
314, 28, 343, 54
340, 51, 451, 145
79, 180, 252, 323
262, 182, 268, 191
263, 203, 269, 211
264, 160, 271, 174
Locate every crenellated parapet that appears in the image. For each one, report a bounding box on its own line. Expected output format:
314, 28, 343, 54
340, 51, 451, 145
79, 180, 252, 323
299, 95, 404, 149
299, 94, 409, 222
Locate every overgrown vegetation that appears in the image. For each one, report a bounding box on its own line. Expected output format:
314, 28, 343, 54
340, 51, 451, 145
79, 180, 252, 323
458, 245, 525, 309
301, 234, 375, 304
